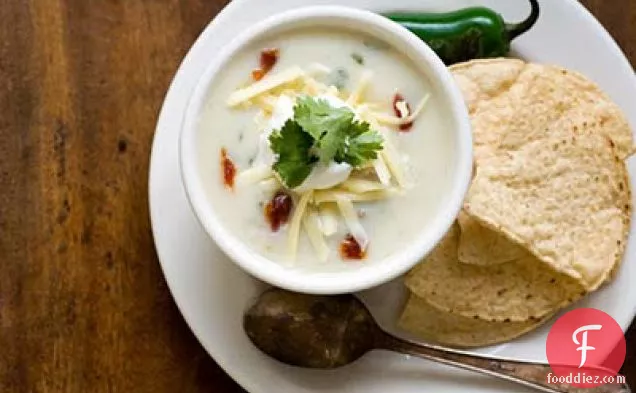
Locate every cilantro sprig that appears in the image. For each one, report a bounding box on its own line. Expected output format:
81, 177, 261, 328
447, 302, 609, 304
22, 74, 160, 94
269, 120, 316, 189
268, 97, 384, 188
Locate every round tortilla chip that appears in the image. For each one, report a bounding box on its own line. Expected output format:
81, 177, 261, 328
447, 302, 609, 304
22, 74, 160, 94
465, 131, 631, 291
457, 210, 525, 266
398, 294, 553, 348
450, 58, 526, 115
450, 59, 634, 161
450, 59, 633, 272
405, 224, 584, 322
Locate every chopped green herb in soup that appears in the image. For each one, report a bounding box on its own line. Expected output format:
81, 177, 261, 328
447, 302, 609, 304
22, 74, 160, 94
351, 53, 365, 65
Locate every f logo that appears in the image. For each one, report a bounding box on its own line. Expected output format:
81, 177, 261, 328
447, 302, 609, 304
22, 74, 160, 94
546, 308, 626, 388
572, 324, 602, 368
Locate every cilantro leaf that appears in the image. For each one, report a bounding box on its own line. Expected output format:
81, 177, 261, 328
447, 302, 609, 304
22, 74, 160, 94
269, 119, 316, 188
294, 96, 355, 163
317, 123, 349, 164
341, 128, 384, 166
269, 97, 384, 188
346, 119, 370, 137
332, 120, 383, 166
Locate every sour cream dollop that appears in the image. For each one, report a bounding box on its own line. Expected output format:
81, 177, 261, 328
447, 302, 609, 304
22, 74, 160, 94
258, 94, 354, 191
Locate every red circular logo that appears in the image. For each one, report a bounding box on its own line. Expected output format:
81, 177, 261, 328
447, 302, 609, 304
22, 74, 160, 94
546, 308, 626, 388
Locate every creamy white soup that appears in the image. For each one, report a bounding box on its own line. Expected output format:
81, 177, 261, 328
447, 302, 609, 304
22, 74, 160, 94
196, 28, 456, 270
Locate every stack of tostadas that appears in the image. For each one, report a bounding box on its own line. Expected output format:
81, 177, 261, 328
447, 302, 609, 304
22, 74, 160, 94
399, 59, 633, 347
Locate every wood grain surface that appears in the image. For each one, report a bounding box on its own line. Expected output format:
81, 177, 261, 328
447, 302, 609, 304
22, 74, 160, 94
0, 1, 634, 392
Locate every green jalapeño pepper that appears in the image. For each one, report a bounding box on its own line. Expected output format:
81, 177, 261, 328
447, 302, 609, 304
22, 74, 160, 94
384, 0, 539, 65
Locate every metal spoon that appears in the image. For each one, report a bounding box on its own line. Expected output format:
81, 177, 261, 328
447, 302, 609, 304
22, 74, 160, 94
244, 288, 630, 393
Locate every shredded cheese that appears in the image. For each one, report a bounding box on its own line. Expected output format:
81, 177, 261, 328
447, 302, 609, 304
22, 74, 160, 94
326, 85, 340, 97
372, 155, 392, 186
227, 66, 305, 107
336, 196, 369, 251
314, 188, 400, 204
258, 178, 280, 194
395, 100, 409, 118
317, 203, 339, 237
373, 125, 408, 187
302, 207, 330, 262
340, 178, 386, 193
346, 70, 373, 106
254, 95, 277, 112
301, 76, 331, 96
236, 165, 273, 187
307, 63, 331, 75
353, 108, 399, 186
369, 94, 430, 126
357, 102, 384, 114
381, 146, 407, 188
287, 191, 312, 261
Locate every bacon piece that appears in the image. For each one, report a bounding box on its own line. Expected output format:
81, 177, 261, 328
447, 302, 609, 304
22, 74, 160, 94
264, 191, 293, 232
339, 234, 366, 260
251, 48, 280, 81
251, 69, 265, 81
221, 148, 237, 190
392, 93, 413, 132
260, 48, 279, 72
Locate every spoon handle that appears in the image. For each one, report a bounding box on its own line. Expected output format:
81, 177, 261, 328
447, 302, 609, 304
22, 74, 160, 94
378, 332, 630, 393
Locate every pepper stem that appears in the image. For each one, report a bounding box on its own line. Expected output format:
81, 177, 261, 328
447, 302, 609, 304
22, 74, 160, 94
505, 0, 540, 40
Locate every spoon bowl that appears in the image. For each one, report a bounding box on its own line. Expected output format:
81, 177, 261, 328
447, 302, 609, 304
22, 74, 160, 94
244, 288, 376, 368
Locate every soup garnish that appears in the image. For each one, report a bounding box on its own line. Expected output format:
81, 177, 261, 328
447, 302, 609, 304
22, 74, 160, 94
222, 49, 430, 263
340, 234, 366, 260
269, 96, 384, 188
252, 48, 280, 81
392, 93, 413, 131
220, 147, 237, 189
264, 190, 293, 232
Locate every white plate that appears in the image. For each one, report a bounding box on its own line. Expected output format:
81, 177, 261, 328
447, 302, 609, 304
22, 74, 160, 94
149, 0, 636, 392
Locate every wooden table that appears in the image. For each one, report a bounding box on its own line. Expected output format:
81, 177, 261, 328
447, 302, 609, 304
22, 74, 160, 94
0, 0, 634, 391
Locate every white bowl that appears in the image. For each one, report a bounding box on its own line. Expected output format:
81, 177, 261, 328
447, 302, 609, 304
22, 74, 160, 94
180, 5, 472, 295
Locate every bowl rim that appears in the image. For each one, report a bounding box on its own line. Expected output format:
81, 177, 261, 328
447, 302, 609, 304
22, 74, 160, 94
179, 4, 473, 295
